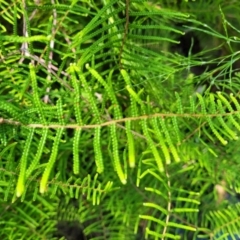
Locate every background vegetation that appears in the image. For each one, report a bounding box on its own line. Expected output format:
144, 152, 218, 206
1, 0, 240, 239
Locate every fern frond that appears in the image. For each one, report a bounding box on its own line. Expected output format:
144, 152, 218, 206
16, 128, 35, 197
110, 123, 127, 184
207, 203, 240, 239
2, 0, 240, 238
139, 167, 199, 239
40, 128, 64, 194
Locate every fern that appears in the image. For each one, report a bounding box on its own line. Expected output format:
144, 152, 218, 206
1, 0, 240, 239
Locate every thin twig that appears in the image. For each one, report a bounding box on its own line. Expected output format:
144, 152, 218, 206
162, 170, 171, 239
1, 110, 240, 129
19, 49, 72, 90
44, 0, 57, 104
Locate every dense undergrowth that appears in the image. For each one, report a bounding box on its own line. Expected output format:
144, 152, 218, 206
1, 0, 240, 239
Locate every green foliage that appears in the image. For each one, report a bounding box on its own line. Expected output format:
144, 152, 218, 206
1, 0, 240, 239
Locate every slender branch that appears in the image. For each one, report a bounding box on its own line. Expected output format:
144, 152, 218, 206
1, 110, 240, 129
43, 0, 57, 104
162, 170, 171, 239
19, 49, 73, 90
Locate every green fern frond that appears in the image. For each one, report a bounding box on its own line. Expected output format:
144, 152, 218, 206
2, 0, 240, 239
207, 203, 240, 239
40, 128, 64, 194
16, 128, 35, 197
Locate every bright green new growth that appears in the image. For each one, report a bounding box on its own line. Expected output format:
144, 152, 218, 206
1, 0, 240, 239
